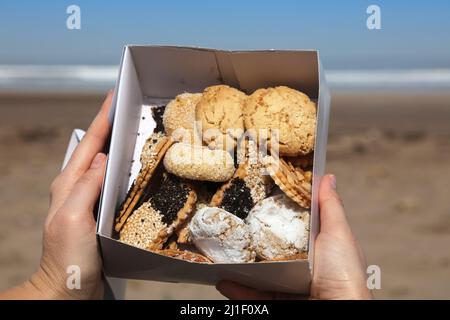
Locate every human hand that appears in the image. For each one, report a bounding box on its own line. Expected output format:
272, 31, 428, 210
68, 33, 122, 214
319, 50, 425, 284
0, 91, 113, 299
216, 174, 373, 300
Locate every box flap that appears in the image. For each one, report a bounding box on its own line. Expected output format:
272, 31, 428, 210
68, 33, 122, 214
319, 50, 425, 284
128, 46, 319, 98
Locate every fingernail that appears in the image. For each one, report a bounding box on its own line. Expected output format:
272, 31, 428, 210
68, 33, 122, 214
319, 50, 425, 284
91, 153, 105, 169
329, 174, 337, 189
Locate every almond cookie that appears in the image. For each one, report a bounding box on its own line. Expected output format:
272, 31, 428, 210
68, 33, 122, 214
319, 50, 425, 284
244, 86, 316, 156
263, 155, 312, 208
163, 93, 202, 144
189, 207, 256, 263
246, 194, 310, 260
163, 142, 235, 182
210, 140, 272, 219
120, 172, 197, 250
195, 85, 247, 151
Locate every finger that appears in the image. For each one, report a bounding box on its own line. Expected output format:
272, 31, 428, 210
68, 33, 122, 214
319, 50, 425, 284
55, 153, 107, 224
216, 281, 274, 300
63, 90, 113, 179
49, 91, 113, 214
318, 174, 353, 240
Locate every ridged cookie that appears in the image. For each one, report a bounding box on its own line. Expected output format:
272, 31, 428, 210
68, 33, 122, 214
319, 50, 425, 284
115, 133, 174, 232
263, 155, 312, 208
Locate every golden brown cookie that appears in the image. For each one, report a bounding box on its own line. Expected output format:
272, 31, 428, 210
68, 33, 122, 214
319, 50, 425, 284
163, 93, 202, 144
244, 86, 317, 156
195, 85, 247, 151
263, 155, 312, 208
115, 133, 174, 232
155, 249, 212, 263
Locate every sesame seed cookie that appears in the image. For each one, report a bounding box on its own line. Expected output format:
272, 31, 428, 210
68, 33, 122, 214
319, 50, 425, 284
195, 85, 247, 151
163, 143, 235, 182
119, 202, 166, 250
120, 172, 197, 250
115, 133, 174, 232
210, 140, 273, 219
163, 93, 203, 144
244, 86, 317, 156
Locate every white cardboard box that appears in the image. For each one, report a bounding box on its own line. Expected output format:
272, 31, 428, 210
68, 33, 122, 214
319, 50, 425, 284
95, 45, 330, 294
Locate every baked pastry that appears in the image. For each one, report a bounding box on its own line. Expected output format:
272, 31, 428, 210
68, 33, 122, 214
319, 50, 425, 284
244, 86, 316, 156
195, 85, 246, 151
120, 172, 197, 250
210, 140, 272, 219
155, 249, 211, 263
163, 143, 235, 182
263, 155, 312, 208
246, 194, 309, 260
189, 207, 256, 263
119, 202, 166, 250
284, 153, 314, 169
163, 93, 202, 144
175, 181, 220, 244
115, 133, 174, 232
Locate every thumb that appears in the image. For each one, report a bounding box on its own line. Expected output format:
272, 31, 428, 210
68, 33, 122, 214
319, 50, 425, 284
60, 153, 107, 217
318, 174, 353, 240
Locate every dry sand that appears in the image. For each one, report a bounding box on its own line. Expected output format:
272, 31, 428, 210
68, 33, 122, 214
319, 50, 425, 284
1, 91, 450, 299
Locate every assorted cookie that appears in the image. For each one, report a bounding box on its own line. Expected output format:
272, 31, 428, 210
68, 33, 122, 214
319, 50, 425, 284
115, 133, 174, 232
114, 84, 316, 264
210, 139, 273, 219
189, 207, 256, 263
196, 85, 246, 151
164, 143, 235, 182
246, 195, 310, 260
163, 93, 202, 144
263, 155, 313, 208
244, 86, 317, 156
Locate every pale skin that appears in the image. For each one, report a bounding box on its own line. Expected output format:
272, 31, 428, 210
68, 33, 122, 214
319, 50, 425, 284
0, 91, 372, 300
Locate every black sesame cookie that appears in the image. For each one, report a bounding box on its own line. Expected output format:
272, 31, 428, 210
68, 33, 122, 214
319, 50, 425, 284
115, 133, 174, 232
120, 172, 197, 250
210, 140, 273, 219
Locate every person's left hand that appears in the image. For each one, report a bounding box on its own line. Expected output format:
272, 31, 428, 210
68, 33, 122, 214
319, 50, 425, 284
1, 91, 113, 299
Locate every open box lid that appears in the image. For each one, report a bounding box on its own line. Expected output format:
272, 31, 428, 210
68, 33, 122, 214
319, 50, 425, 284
97, 45, 330, 294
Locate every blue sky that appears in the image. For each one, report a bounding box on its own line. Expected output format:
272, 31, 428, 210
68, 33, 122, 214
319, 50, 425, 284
0, 0, 449, 69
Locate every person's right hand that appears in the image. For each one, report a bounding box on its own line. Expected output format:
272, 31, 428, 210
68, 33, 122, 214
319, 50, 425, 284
216, 174, 373, 300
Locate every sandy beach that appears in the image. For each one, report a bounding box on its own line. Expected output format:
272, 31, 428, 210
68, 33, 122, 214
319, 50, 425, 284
1, 91, 450, 299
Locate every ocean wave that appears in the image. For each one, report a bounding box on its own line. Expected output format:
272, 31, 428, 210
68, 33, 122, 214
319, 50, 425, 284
1, 65, 450, 92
